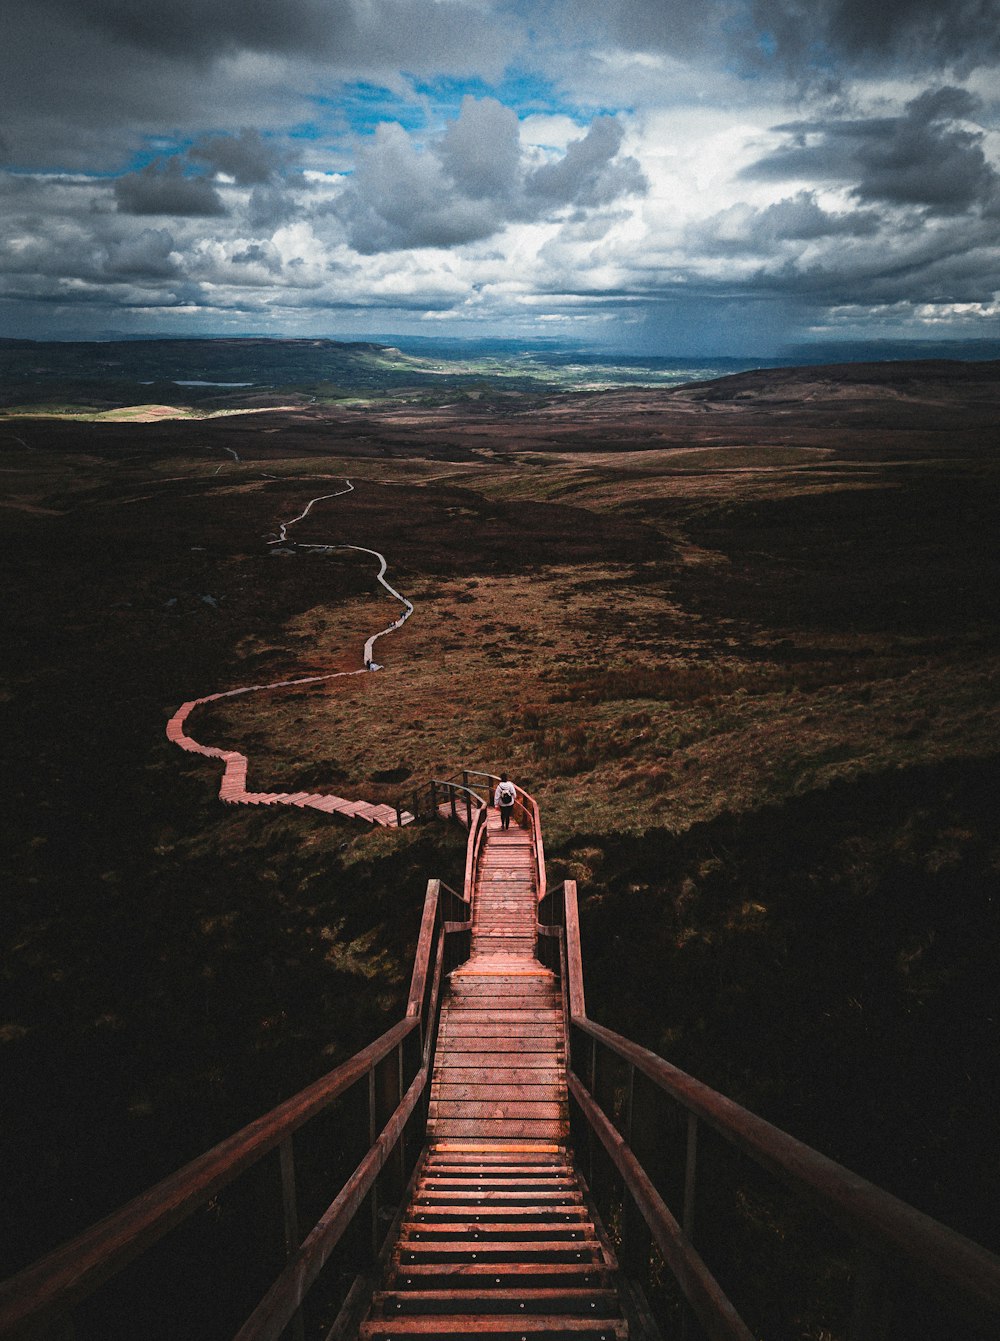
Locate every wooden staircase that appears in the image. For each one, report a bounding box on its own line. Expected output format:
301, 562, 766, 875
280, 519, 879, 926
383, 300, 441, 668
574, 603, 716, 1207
430, 811, 566, 1143
359, 808, 632, 1338
360, 1146, 627, 1339
7, 776, 999, 1341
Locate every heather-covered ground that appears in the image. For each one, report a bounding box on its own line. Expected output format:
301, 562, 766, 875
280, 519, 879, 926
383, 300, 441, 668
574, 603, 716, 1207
2, 360, 998, 1337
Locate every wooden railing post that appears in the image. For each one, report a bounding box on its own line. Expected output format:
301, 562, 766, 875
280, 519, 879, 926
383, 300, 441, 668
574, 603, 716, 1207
394, 1043, 406, 1192
430, 780, 438, 818
678, 1110, 701, 1341
278, 1137, 305, 1341
683, 1111, 699, 1242
620, 1064, 653, 1286
367, 1068, 379, 1258
848, 1259, 892, 1341
587, 1037, 598, 1186
279, 1137, 300, 1258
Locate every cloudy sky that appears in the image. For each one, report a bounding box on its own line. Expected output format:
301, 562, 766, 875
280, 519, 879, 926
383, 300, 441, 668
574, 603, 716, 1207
2, 0, 998, 352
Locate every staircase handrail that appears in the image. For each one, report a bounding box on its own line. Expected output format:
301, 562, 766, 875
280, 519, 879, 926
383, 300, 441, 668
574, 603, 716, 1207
463, 803, 489, 903
538, 880, 1000, 1339
431, 771, 545, 902
428, 778, 486, 829
514, 783, 546, 904
0, 878, 471, 1340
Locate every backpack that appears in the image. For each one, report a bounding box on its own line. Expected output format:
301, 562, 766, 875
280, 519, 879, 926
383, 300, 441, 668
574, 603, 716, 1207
498, 782, 516, 806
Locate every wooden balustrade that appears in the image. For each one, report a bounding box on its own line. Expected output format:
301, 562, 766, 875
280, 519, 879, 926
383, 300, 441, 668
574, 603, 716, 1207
537, 880, 1000, 1341
424, 772, 545, 903
0, 875, 472, 1341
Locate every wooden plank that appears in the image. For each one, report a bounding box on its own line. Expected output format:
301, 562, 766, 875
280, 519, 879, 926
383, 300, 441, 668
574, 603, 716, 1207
437, 1024, 563, 1040
359, 1314, 626, 1337
431, 1121, 566, 1140
452, 968, 552, 977
432, 1084, 563, 1103
436, 1040, 563, 1055
441, 1008, 561, 1023
449, 983, 556, 996
426, 1148, 567, 1158
435, 1069, 563, 1085
412, 1196, 581, 1206
398, 1238, 600, 1255
415, 1193, 581, 1205
422, 1167, 573, 1178
393, 1263, 608, 1285
448, 983, 555, 994
439, 1010, 561, 1024
430, 1101, 564, 1120
434, 1052, 557, 1067
400, 1222, 591, 1238
373, 1287, 619, 1314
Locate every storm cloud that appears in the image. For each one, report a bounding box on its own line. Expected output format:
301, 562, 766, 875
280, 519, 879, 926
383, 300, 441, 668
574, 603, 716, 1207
746, 88, 1000, 215
747, 0, 1000, 75
0, 1, 997, 349
336, 99, 647, 253
113, 158, 228, 217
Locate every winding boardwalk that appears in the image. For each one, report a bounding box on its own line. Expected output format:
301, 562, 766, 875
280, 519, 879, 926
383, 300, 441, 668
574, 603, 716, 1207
166, 479, 415, 828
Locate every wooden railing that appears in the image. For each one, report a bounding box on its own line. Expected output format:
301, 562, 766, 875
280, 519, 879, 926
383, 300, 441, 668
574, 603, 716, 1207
537, 880, 1000, 1341
0, 877, 472, 1341
427, 778, 485, 829
418, 771, 546, 902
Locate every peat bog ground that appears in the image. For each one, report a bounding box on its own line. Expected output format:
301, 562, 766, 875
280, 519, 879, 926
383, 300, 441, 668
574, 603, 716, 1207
2, 360, 999, 1334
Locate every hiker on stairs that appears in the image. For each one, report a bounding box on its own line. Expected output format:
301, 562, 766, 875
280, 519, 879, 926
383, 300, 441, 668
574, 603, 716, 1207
494, 773, 517, 830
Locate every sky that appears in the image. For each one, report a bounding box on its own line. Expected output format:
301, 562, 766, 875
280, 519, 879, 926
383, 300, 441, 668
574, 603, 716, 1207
1, 1, 998, 354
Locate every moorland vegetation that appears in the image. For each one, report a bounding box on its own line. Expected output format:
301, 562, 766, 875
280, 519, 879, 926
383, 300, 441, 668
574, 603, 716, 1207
1, 354, 998, 1337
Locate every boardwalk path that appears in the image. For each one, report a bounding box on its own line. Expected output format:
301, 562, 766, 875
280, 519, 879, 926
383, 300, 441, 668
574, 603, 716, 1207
358, 809, 632, 1338
166, 479, 416, 828
431, 807, 567, 1143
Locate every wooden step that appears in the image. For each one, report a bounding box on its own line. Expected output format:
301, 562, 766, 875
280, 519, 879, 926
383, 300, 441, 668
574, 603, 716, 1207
409, 1206, 588, 1222
392, 1263, 609, 1288
397, 1240, 604, 1264
361, 1315, 627, 1338
434, 1037, 564, 1052
400, 1223, 595, 1241
438, 1022, 563, 1038
425, 1153, 565, 1170
414, 1188, 579, 1204
431, 1122, 569, 1140
421, 1171, 573, 1181
373, 1287, 621, 1316
433, 1070, 563, 1086
442, 1007, 559, 1021
430, 1092, 566, 1111
419, 1175, 577, 1189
